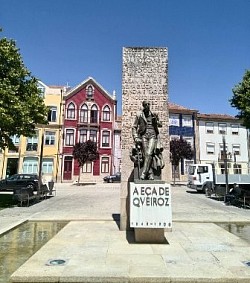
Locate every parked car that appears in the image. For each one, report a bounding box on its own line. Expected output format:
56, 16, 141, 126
103, 172, 121, 183
0, 174, 40, 191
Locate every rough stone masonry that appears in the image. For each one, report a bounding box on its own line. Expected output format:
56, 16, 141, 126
120, 47, 170, 231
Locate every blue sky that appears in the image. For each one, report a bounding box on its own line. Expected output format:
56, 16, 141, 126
1, 0, 250, 115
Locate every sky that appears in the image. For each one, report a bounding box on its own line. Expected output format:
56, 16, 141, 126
1, 0, 250, 116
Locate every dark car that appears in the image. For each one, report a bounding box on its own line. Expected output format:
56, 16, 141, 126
0, 174, 39, 191
103, 172, 121, 183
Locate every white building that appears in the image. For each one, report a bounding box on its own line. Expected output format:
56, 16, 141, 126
197, 113, 249, 175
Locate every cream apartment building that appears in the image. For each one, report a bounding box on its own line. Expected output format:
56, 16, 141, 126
197, 113, 249, 175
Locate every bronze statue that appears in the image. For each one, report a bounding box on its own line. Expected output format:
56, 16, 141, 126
131, 101, 164, 180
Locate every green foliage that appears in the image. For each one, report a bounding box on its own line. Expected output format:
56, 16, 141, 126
0, 31, 48, 149
170, 137, 193, 166
230, 70, 250, 128
73, 140, 99, 168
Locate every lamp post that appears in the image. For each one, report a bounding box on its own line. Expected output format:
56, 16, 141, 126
38, 128, 45, 197
222, 136, 229, 203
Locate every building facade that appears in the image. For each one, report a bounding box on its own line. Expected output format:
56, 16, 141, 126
168, 102, 198, 181
62, 77, 117, 182
0, 82, 63, 182
197, 113, 249, 175
113, 115, 122, 174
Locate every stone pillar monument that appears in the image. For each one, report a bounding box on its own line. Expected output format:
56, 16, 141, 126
120, 47, 171, 237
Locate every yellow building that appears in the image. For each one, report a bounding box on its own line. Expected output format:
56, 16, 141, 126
0, 82, 63, 182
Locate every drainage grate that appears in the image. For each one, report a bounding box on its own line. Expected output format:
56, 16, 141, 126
243, 261, 250, 267
46, 259, 67, 266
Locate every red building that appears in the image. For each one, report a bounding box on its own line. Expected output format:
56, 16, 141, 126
62, 77, 117, 182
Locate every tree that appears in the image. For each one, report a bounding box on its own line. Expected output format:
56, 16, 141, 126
0, 30, 48, 149
72, 140, 99, 183
230, 70, 250, 128
170, 137, 193, 185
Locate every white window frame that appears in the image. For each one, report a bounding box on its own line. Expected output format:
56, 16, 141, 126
205, 122, 214, 134
101, 156, 109, 173
182, 115, 192, 127
11, 135, 20, 144
79, 129, 87, 143
101, 130, 111, 148
183, 136, 193, 148
45, 131, 55, 145
67, 102, 76, 119
219, 143, 228, 159
23, 157, 38, 174
26, 132, 38, 151
169, 114, 180, 126
90, 104, 98, 123
42, 158, 54, 174
89, 129, 97, 143
206, 143, 215, 155
79, 104, 88, 123
48, 106, 57, 122
38, 83, 45, 98
218, 123, 227, 135
102, 105, 111, 121
82, 161, 92, 173
86, 84, 94, 98
232, 144, 240, 156
231, 124, 239, 135
65, 129, 75, 146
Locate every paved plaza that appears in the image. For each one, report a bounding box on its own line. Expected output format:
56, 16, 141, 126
1, 183, 250, 282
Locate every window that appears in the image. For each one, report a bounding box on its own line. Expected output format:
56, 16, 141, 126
23, 157, 38, 174
205, 122, 214, 134
169, 114, 179, 126
47, 106, 57, 122
65, 129, 74, 146
183, 137, 193, 148
182, 115, 192, 127
218, 123, 227, 135
38, 83, 45, 98
26, 134, 38, 151
79, 129, 87, 142
86, 85, 94, 98
206, 143, 215, 155
89, 130, 97, 142
90, 104, 98, 123
233, 164, 242, 174
11, 135, 20, 144
219, 163, 225, 174
197, 165, 209, 173
82, 161, 92, 173
45, 131, 55, 145
231, 124, 239, 135
101, 157, 109, 173
9, 135, 20, 152
67, 103, 75, 119
102, 105, 111, 121
79, 104, 88, 123
232, 144, 240, 156
102, 131, 110, 147
79, 129, 87, 143
219, 143, 228, 159
42, 158, 54, 174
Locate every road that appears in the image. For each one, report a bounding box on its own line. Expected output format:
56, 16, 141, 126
1, 183, 250, 235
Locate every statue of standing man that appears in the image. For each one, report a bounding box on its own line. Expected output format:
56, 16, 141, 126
132, 101, 164, 180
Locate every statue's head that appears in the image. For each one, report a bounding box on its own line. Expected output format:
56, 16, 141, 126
142, 101, 150, 111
